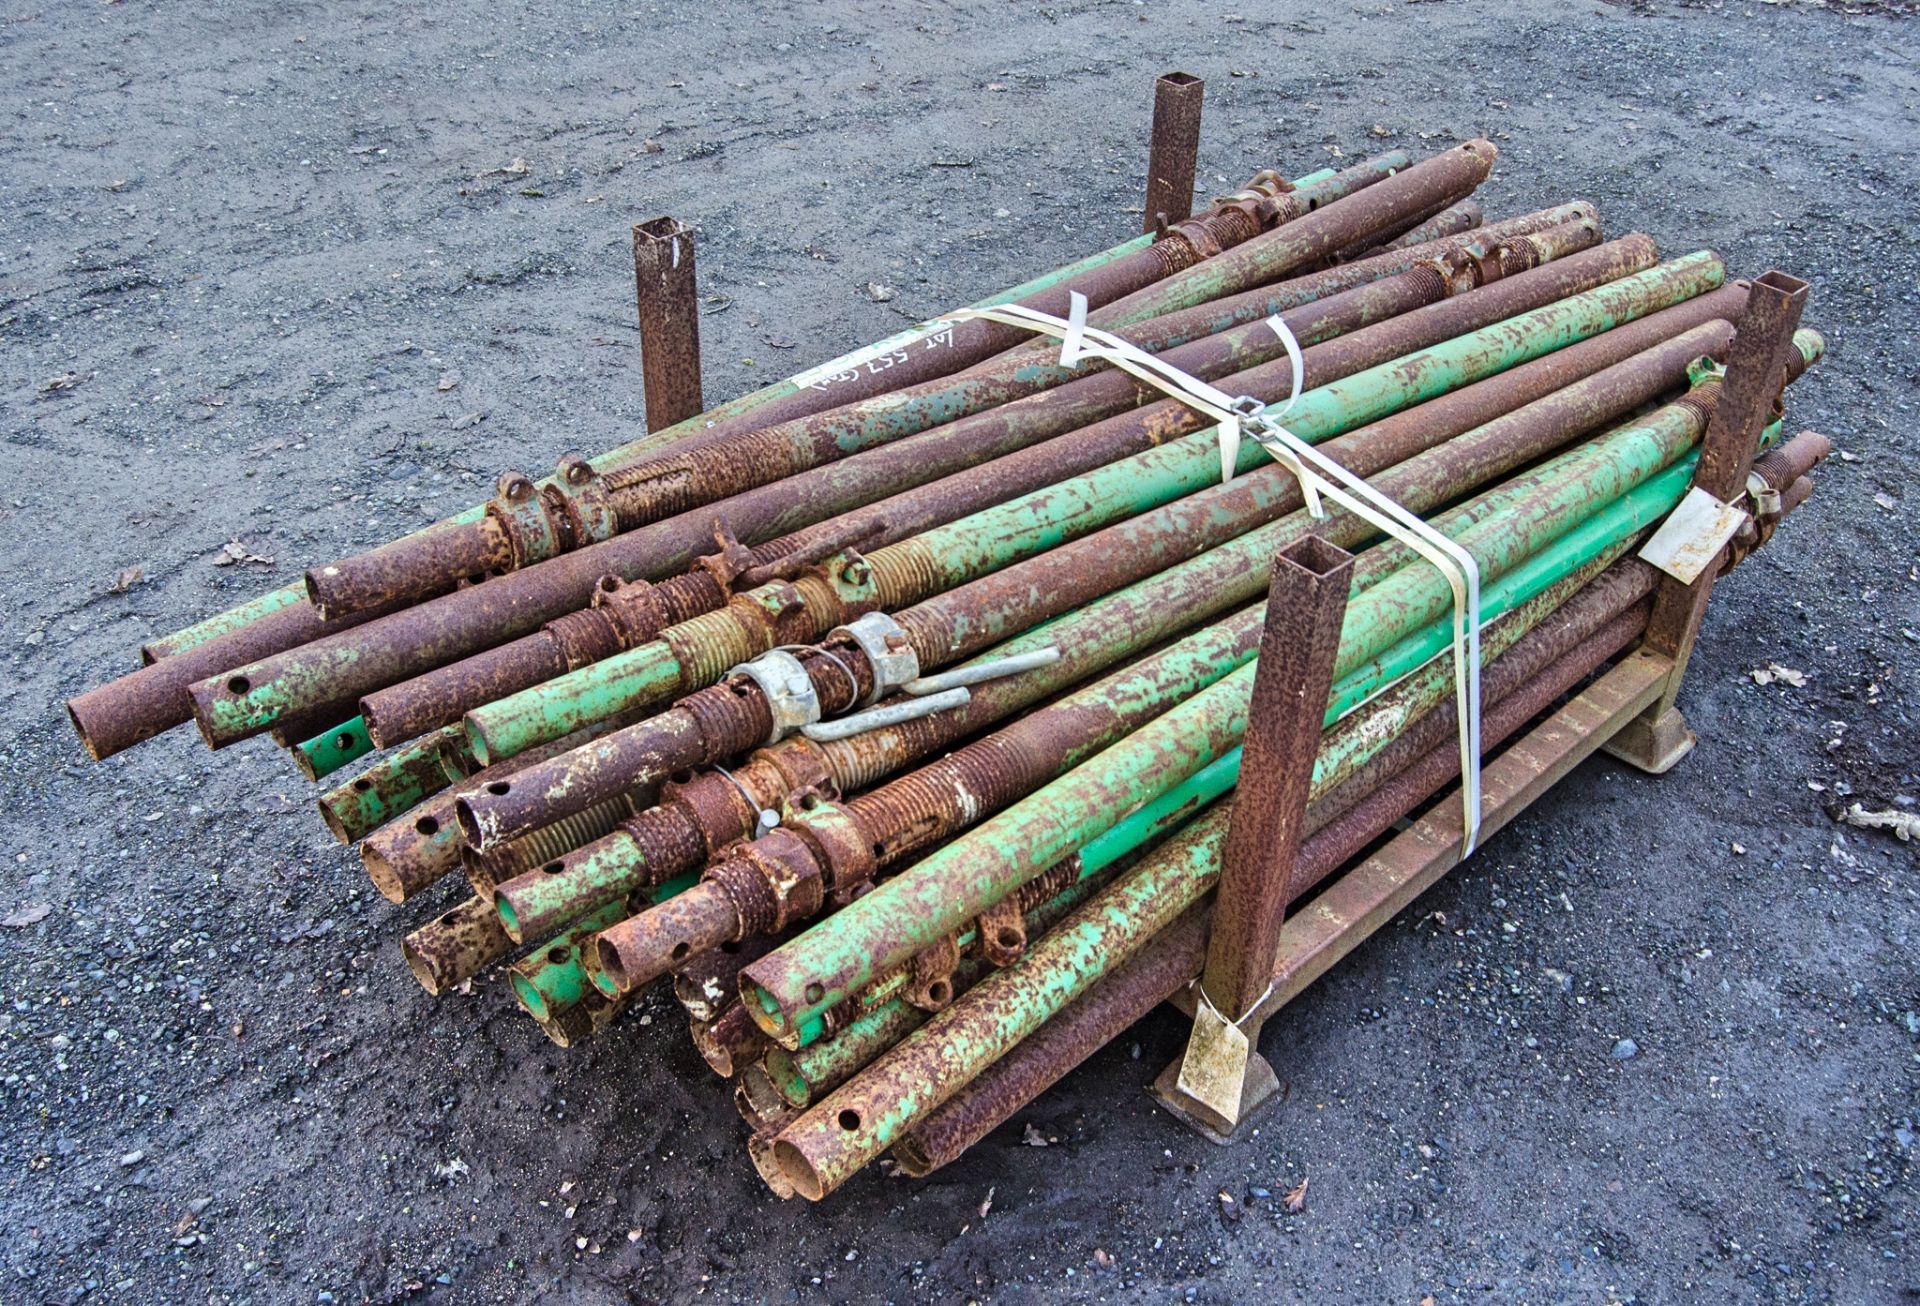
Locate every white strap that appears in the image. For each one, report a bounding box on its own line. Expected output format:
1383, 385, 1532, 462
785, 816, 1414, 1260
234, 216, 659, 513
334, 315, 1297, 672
948, 295, 1486, 854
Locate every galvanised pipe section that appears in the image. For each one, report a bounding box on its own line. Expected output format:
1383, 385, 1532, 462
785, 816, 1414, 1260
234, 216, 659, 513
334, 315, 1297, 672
520, 314, 1731, 954
736, 386, 1753, 1039
451, 250, 1718, 847
462, 259, 1738, 768
356, 224, 1593, 750
304, 160, 1406, 620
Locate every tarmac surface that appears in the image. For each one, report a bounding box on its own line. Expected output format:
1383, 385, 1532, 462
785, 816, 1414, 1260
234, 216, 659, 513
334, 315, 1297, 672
2, 1, 1916, 1302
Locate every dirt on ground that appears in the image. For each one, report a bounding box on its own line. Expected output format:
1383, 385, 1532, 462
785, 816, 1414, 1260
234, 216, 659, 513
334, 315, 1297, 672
2, 1, 1917, 1302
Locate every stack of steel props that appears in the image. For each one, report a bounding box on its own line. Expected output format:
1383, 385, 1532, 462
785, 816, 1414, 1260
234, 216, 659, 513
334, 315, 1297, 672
414, 249, 1806, 1048
67, 143, 1525, 829
727, 296, 1826, 1200
62, 128, 1830, 1196
66, 149, 1385, 764
397, 204, 1666, 994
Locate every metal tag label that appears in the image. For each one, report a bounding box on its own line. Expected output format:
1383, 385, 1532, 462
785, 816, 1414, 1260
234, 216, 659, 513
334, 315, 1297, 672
1638, 486, 1750, 585
1175, 1001, 1249, 1123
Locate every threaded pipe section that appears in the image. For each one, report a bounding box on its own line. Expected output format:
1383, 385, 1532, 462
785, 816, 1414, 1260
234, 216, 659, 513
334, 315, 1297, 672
863, 540, 947, 612
709, 858, 781, 937
678, 682, 776, 757
661, 608, 774, 695
543, 609, 625, 671
814, 708, 966, 792
1670, 381, 1721, 434
891, 603, 964, 668
844, 735, 1039, 862
656, 571, 730, 626
620, 803, 710, 889
486, 793, 638, 879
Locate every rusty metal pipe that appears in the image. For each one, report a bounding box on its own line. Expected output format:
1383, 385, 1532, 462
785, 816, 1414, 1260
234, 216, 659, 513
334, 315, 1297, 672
781, 555, 1675, 1196
303, 161, 1402, 622
65, 589, 412, 761
476, 301, 1743, 952
356, 234, 1546, 750
401, 895, 513, 996
484, 298, 1738, 945
690, 1003, 769, 1078
460, 237, 1692, 778
457, 240, 1686, 848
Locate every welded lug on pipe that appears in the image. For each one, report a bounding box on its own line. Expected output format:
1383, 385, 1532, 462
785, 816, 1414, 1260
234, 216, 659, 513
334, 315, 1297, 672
1143, 72, 1204, 234
490, 740, 836, 947
591, 791, 875, 995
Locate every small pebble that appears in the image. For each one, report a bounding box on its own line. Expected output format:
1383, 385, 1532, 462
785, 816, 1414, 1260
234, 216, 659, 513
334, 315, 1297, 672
1611, 1038, 1639, 1060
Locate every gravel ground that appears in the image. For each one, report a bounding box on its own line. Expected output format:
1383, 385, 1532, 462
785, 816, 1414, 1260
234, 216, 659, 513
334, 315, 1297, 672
3, 1, 1917, 1302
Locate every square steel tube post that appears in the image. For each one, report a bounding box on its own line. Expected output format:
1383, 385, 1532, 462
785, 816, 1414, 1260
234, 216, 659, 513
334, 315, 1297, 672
632, 217, 705, 432
1143, 72, 1204, 234
1157, 535, 1352, 1139
1606, 271, 1809, 773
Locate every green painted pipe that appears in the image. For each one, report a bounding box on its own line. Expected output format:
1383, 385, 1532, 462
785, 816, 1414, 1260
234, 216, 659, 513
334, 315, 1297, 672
143, 227, 1174, 663
516, 870, 699, 1018
508, 902, 630, 1024
322, 728, 478, 848
503, 405, 1618, 949
763, 452, 1727, 1196
462, 253, 1724, 766
295, 713, 374, 781
762, 853, 1132, 1106
315, 729, 458, 845
768, 821, 1212, 1199
741, 391, 1718, 1036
